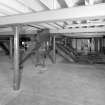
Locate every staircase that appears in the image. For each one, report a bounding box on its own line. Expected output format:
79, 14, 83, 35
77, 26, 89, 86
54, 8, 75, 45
56, 43, 78, 62
0, 42, 9, 55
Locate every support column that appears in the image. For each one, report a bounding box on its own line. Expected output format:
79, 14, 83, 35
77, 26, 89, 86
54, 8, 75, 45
89, 38, 91, 52
94, 37, 98, 53
69, 38, 72, 47
98, 38, 100, 52
76, 38, 77, 51
13, 26, 20, 90
53, 35, 56, 63
64, 37, 67, 46
10, 37, 13, 59
99, 37, 102, 53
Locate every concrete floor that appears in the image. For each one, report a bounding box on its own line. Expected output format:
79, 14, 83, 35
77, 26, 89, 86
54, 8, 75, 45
0, 54, 105, 105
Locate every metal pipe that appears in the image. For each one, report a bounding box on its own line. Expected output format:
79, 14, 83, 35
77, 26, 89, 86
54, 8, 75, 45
13, 26, 20, 90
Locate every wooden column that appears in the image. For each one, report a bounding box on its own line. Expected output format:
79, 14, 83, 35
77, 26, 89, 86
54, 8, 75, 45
53, 35, 56, 63
89, 38, 91, 52
94, 38, 98, 53
10, 37, 13, 59
99, 37, 102, 53
13, 26, 20, 90
98, 38, 100, 52
64, 37, 67, 46
76, 38, 77, 51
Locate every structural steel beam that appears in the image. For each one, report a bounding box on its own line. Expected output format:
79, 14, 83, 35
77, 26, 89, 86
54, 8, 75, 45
0, 30, 37, 35
62, 32, 105, 37
50, 27, 105, 33
0, 28, 105, 37
0, 3, 105, 25
0, 27, 105, 37
13, 26, 21, 90
57, 0, 68, 8
65, 22, 105, 28
17, 0, 49, 12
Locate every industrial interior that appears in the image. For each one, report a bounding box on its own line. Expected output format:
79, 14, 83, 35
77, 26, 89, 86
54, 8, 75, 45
0, 0, 105, 105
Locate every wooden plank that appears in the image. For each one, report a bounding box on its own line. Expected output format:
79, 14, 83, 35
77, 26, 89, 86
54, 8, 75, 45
0, 3, 105, 25
50, 27, 105, 33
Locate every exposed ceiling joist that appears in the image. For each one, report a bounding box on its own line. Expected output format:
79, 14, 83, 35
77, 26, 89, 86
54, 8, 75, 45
0, 3, 105, 26
63, 32, 105, 37
50, 27, 105, 33
65, 0, 85, 7
54, 22, 64, 28
26, 25, 42, 30
39, 0, 61, 9
33, 24, 45, 29
17, 0, 49, 12
65, 22, 105, 28
25, 27, 37, 32
56, 21, 65, 26
65, 21, 72, 25
0, 0, 31, 13
38, 0, 50, 10
0, 3, 23, 14
0, 9, 15, 16
39, 23, 57, 29
0, 30, 37, 35
48, 23, 63, 29
0, 3, 19, 14
57, 0, 68, 8
0, 31, 36, 35
85, 0, 105, 5
16, 0, 36, 12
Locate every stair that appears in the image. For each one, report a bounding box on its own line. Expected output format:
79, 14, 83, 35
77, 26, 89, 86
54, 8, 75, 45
0, 42, 9, 55
56, 43, 77, 62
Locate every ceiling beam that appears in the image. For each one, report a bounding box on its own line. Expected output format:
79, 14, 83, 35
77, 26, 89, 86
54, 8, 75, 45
26, 25, 42, 30
65, 21, 105, 28
0, 27, 105, 36
62, 32, 105, 37
47, 23, 63, 29
85, 0, 105, 5
39, 0, 61, 9
16, 0, 36, 12
0, 2, 22, 13
39, 23, 57, 29
54, 22, 64, 28
0, 29, 104, 37
38, 0, 50, 10
0, 30, 37, 35
65, 0, 85, 7
0, 3, 105, 26
50, 27, 105, 33
0, 3, 19, 15
57, 0, 68, 8
17, 0, 49, 12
